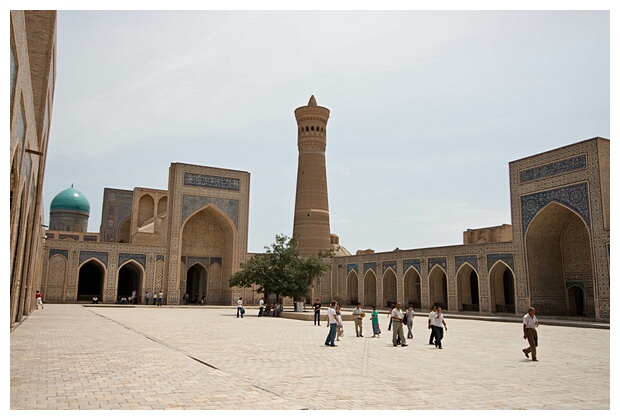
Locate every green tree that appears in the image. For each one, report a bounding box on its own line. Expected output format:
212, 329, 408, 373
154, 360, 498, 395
229, 234, 330, 301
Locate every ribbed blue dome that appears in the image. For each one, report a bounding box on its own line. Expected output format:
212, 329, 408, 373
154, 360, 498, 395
50, 187, 90, 214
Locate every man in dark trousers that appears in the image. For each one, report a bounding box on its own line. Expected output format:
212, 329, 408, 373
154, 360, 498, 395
522, 307, 539, 361
428, 305, 437, 345
313, 299, 322, 326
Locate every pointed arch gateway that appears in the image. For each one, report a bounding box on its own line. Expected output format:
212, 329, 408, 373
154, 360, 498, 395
180, 204, 237, 305
186, 263, 208, 303
382, 268, 397, 307
456, 263, 479, 312
489, 261, 516, 313
117, 261, 143, 302
364, 270, 377, 307
428, 265, 448, 308
404, 267, 421, 308
347, 270, 359, 305
77, 259, 105, 301
525, 201, 594, 317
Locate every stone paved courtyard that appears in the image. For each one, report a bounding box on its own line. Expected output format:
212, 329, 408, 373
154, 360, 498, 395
10, 304, 610, 410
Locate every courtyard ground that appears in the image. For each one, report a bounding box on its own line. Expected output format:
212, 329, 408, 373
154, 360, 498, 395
10, 304, 610, 410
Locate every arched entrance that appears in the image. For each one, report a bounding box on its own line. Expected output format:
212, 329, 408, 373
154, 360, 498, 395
567, 285, 585, 316
117, 262, 142, 302
186, 264, 208, 303
181, 205, 237, 305
382, 268, 397, 307
428, 265, 447, 308
526, 202, 594, 316
404, 267, 421, 308
456, 264, 479, 312
489, 261, 515, 313
364, 271, 376, 307
347, 271, 359, 305
77, 260, 105, 301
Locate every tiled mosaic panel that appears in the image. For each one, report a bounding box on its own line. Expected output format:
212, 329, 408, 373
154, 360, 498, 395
346, 263, 358, 274
521, 182, 590, 235
181, 194, 239, 228
382, 260, 396, 274
183, 172, 240, 191
49, 249, 68, 259
487, 253, 514, 272
455, 255, 478, 272
79, 251, 109, 267
118, 253, 146, 269
428, 257, 446, 271
363, 261, 376, 274
519, 154, 587, 183
403, 259, 421, 275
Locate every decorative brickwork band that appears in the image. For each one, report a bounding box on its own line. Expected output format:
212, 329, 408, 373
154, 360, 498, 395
518, 154, 587, 183
183, 172, 240, 191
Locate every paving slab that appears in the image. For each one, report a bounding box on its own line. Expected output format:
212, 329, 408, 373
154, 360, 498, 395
10, 304, 610, 410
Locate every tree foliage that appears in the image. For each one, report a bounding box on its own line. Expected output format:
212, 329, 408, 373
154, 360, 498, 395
229, 234, 330, 301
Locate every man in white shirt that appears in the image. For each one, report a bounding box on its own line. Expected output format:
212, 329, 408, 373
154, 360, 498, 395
391, 302, 408, 347
237, 297, 244, 318
258, 298, 264, 317
428, 305, 437, 345
433, 306, 448, 349
522, 307, 539, 361
157, 291, 163, 306
324, 300, 338, 347
352, 302, 364, 337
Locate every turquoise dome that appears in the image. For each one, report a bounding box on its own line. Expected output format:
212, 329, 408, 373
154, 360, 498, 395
50, 187, 90, 214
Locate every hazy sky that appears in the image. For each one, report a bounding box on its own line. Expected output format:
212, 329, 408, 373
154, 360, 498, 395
42, 9, 610, 253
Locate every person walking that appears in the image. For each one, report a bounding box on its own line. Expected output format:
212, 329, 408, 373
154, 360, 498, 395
145, 291, 150, 305
313, 299, 322, 326
433, 305, 448, 349
237, 297, 244, 318
336, 304, 344, 341
324, 301, 338, 347
522, 307, 539, 361
391, 302, 408, 347
352, 302, 364, 337
428, 305, 437, 345
35, 290, 44, 309
370, 305, 381, 337
258, 297, 264, 317
405, 304, 415, 339
157, 291, 163, 306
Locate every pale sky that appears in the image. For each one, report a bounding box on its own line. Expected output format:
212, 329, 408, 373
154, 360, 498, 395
40, 9, 610, 253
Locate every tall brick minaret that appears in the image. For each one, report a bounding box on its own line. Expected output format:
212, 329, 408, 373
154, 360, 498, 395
292, 95, 332, 256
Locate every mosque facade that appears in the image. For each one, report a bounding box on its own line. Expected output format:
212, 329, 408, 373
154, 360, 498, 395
38, 96, 610, 322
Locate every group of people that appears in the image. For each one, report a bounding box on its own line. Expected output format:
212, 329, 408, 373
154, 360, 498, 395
182, 293, 205, 305
236, 297, 284, 318
143, 291, 163, 306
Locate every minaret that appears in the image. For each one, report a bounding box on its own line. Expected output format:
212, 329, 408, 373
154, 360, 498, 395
293, 95, 332, 256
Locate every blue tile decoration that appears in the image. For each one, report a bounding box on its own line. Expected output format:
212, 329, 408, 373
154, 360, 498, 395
210, 257, 222, 266
346, 263, 358, 274
521, 182, 590, 235
338, 264, 343, 271
181, 256, 187, 264
79, 251, 108, 267
156, 255, 165, 262
364, 262, 377, 274
428, 257, 447, 272
519, 154, 587, 183
184, 172, 240, 191
455, 255, 478, 272
382, 260, 397, 274
181, 195, 239, 228
118, 253, 146, 269
403, 259, 421, 275
49, 249, 68, 259
486, 253, 514, 272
